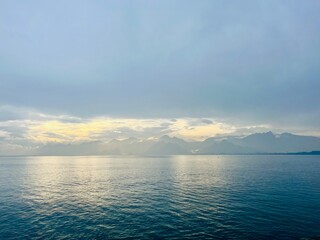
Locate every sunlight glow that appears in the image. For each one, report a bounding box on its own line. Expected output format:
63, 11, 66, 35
26, 118, 233, 143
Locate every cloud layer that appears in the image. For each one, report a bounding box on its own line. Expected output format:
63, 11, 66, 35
1, 105, 320, 155
0, 106, 236, 143
1, 0, 320, 141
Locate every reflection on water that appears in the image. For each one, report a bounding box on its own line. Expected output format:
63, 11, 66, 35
0, 155, 320, 239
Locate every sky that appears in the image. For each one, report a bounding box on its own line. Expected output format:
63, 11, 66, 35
1, 0, 320, 150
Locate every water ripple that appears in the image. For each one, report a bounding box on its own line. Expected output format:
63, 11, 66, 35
0, 155, 319, 239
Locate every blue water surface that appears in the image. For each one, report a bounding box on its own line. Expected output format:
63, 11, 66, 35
0, 155, 319, 239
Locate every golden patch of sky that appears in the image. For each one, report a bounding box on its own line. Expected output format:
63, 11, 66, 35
2, 106, 308, 145
26, 117, 235, 143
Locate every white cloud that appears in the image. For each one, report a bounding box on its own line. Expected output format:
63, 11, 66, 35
0, 107, 319, 150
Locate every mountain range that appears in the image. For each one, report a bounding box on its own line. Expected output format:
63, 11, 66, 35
29, 132, 320, 156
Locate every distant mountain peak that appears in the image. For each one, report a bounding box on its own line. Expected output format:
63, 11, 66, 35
159, 135, 185, 142
259, 131, 274, 136
243, 131, 275, 139
8, 131, 320, 156
280, 132, 294, 137
160, 135, 171, 140
122, 137, 139, 143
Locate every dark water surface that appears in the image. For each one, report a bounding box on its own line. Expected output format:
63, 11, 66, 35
0, 155, 319, 239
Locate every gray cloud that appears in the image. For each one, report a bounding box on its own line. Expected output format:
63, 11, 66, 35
0, 0, 319, 130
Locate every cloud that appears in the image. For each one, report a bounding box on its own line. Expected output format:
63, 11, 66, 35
0, 107, 233, 143
0, 1, 319, 130
188, 119, 214, 126
169, 119, 234, 141
0, 105, 320, 156
201, 119, 213, 125
0, 130, 10, 140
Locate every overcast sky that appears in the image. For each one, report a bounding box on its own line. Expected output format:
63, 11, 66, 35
1, 0, 320, 147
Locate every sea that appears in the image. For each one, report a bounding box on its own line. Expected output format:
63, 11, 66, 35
0, 155, 319, 239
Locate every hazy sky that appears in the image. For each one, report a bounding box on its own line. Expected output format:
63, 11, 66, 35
1, 0, 320, 148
